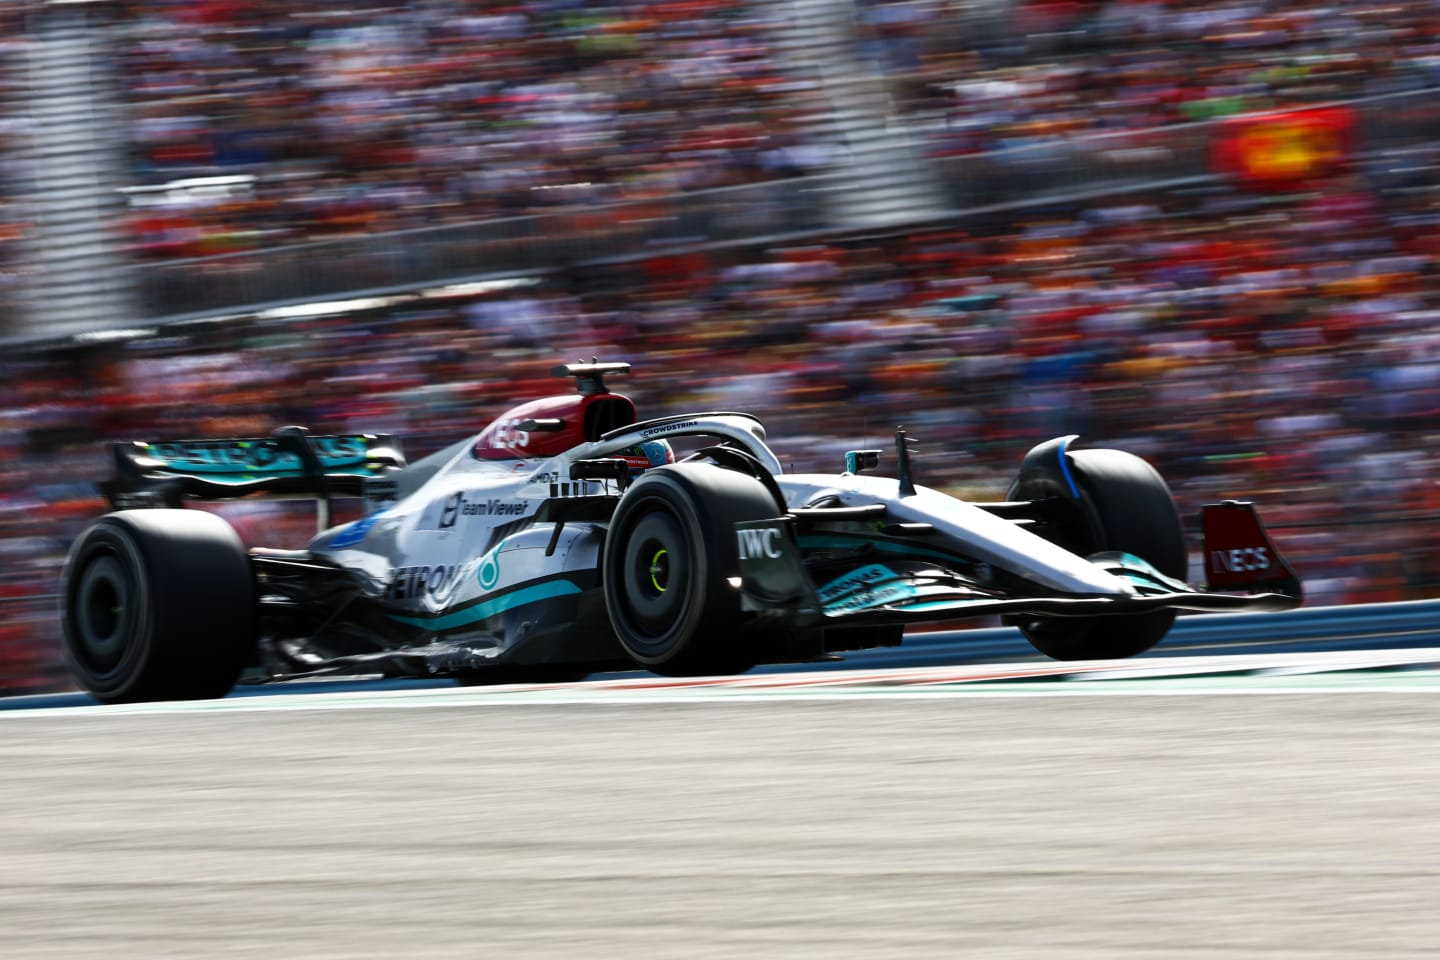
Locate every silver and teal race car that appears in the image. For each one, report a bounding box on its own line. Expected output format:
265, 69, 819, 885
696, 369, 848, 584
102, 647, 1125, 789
61, 361, 1302, 703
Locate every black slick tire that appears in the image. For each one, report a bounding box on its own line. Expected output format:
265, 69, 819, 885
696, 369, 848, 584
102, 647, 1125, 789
62, 509, 257, 703
603, 463, 779, 676
1011, 448, 1187, 660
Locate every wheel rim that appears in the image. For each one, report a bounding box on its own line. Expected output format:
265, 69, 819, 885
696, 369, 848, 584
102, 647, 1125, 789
648, 548, 669, 593
618, 508, 691, 641
73, 554, 131, 672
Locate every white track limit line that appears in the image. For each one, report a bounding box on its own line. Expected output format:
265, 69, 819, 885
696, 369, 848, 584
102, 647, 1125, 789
4, 649, 1440, 718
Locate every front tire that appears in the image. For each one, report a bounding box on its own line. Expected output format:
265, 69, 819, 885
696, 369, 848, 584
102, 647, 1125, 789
62, 509, 257, 703
1010, 448, 1187, 660
603, 463, 780, 675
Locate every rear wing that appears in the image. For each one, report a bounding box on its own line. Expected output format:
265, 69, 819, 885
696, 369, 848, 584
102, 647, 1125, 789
100, 429, 405, 529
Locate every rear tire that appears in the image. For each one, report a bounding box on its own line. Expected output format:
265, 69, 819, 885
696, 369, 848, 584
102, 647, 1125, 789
603, 463, 780, 676
62, 510, 256, 703
1010, 448, 1187, 660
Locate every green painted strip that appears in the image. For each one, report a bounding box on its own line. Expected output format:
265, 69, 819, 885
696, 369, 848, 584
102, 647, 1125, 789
386, 580, 582, 632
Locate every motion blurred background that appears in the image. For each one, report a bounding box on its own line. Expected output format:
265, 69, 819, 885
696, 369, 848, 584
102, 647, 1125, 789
4, 0, 1440, 694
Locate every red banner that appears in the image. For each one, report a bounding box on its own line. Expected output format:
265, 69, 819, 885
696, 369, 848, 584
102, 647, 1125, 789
1210, 106, 1355, 189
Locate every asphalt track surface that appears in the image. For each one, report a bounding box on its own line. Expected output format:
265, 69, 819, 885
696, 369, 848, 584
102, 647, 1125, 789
4, 651, 1440, 959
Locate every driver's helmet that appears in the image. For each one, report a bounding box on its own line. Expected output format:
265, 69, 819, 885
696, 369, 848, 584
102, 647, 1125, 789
621, 439, 675, 476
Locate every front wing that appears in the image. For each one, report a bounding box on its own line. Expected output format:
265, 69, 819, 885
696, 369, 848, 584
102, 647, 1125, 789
734, 514, 1302, 629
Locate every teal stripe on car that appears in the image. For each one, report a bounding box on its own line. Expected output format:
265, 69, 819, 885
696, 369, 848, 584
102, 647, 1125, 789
797, 533, 973, 566
387, 579, 583, 632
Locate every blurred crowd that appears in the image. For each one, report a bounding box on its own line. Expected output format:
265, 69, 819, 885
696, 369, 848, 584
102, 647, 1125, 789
863, 0, 1440, 156
45, 0, 1440, 259
7, 156, 1440, 691
113, 0, 823, 258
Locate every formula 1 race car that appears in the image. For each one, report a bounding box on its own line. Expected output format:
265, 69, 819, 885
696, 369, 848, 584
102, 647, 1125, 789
61, 361, 1303, 703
